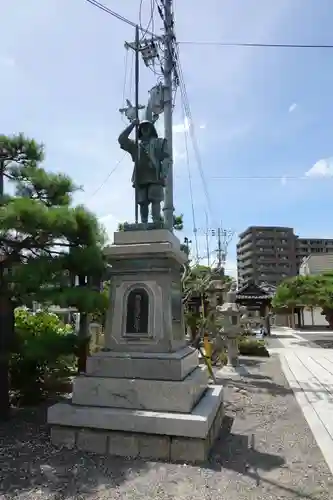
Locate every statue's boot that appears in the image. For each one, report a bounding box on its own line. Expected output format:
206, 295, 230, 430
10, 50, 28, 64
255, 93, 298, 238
151, 202, 161, 223
140, 203, 149, 224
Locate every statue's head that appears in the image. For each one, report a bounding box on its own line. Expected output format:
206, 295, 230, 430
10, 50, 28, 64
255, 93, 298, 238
138, 120, 158, 140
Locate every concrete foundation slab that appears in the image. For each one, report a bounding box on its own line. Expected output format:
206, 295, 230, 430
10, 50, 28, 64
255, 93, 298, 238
48, 385, 223, 439
72, 365, 208, 413
49, 387, 224, 463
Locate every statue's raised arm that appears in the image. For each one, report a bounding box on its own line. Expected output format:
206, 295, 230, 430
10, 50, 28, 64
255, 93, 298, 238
118, 119, 170, 225
118, 121, 137, 156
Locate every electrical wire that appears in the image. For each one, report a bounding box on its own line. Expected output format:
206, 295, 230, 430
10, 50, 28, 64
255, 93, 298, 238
84, 0, 157, 36
85, 1, 333, 50
139, 0, 155, 42
128, 49, 134, 99
181, 101, 199, 261
175, 45, 214, 220
86, 154, 126, 201
178, 40, 333, 49
204, 175, 323, 180
120, 49, 129, 123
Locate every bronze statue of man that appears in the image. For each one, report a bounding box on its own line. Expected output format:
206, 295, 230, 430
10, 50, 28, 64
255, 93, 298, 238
118, 120, 169, 224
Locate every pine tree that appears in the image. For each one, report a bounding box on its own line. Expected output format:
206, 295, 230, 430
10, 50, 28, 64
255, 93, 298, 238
0, 134, 107, 419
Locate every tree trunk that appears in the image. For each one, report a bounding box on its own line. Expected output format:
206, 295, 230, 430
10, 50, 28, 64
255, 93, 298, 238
291, 307, 295, 329
0, 296, 14, 420
323, 308, 333, 330
77, 312, 89, 373
0, 355, 10, 420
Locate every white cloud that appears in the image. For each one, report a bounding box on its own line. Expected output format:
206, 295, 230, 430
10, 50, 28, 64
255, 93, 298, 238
0, 56, 15, 67
305, 157, 333, 178
173, 117, 189, 134
280, 176, 287, 185
173, 118, 206, 134
288, 102, 297, 113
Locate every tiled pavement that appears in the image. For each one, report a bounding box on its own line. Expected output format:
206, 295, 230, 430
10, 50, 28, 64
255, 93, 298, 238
270, 327, 333, 475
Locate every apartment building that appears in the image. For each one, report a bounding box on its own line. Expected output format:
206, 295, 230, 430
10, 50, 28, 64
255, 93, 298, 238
296, 237, 333, 268
237, 226, 333, 287
299, 254, 333, 276
237, 226, 297, 287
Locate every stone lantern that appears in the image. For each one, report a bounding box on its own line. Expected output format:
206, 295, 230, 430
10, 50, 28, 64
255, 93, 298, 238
216, 282, 248, 376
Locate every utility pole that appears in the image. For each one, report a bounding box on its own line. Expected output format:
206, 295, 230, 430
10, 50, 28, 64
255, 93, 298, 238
205, 213, 210, 267
134, 25, 140, 225
214, 225, 235, 270
163, 0, 175, 231
217, 227, 222, 268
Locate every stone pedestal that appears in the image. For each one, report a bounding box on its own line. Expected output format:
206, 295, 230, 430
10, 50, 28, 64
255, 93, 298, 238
47, 229, 224, 463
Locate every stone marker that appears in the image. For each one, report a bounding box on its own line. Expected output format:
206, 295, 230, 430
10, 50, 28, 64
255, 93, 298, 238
215, 282, 249, 378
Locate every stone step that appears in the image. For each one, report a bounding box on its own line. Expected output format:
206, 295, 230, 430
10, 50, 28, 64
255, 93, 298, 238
49, 385, 224, 463
48, 384, 223, 441
72, 365, 209, 413
86, 346, 198, 381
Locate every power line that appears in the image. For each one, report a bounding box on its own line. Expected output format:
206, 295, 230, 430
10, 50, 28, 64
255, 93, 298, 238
178, 40, 333, 49
84, 1, 333, 50
84, 0, 157, 36
120, 49, 129, 122
174, 173, 328, 181
139, 0, 156, 42
205, 175, 326, 180
174, 45, 214, 221
86, 154, 126, 201
181, 101, 199, 261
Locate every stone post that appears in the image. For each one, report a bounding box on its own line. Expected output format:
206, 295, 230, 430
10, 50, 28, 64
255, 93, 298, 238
227, 337, 239, 367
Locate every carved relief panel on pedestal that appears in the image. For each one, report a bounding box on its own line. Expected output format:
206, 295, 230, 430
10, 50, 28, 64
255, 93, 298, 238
125, 287, 149, 336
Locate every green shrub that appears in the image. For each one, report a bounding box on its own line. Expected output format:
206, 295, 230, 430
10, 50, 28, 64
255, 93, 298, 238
10, 308, 82, 404
238, 337, 269, 357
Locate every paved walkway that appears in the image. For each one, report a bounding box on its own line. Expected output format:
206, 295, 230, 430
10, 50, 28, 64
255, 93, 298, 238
270, 327, 333, 475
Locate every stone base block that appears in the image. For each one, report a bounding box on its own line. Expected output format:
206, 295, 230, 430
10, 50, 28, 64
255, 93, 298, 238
113, 228, 182, 248
72, 366, 208, 413
105, 229, 187, 265
48, 385, 223, 438
86, 346, 198, 381
49, 388, 224, 463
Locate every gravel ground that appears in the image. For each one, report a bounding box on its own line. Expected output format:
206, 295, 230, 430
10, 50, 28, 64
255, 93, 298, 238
1, 355, 333, 499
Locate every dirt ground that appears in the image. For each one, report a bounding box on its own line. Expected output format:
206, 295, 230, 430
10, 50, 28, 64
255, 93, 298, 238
0, 354, 332, 499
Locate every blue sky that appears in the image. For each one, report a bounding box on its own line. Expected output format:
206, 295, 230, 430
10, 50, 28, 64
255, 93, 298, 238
1, 0, 333, 277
